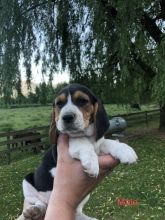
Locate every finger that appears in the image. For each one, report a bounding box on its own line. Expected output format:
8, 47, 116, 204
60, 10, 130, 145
57, 134, 69, 160
57, 134, 69, 148
98, 155, 119, 170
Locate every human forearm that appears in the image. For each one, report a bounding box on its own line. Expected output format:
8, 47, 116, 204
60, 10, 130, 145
45, 191, 75, 220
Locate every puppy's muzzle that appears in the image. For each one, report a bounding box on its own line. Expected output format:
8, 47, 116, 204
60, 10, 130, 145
62, 113, 76, 124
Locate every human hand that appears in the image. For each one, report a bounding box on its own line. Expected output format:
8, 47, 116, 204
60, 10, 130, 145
52, 134, 119, 209
44, 134, 119, 220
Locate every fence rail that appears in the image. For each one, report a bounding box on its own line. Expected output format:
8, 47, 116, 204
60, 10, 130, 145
111, 109, 160, 127
0, 125, 49, 164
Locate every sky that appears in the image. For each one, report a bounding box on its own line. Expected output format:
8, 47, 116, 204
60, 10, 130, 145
21, 60, 70, 86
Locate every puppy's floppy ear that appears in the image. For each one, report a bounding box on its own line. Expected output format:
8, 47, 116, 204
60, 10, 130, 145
49, 106, 57, 145
94, 100, 110, 141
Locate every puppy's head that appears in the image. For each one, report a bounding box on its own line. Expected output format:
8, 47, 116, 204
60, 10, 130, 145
49, 84, 109, 144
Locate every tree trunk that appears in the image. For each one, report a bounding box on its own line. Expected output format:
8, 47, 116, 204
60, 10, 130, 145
159, 104, 165, 130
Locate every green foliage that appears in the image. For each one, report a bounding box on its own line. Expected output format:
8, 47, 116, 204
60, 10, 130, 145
53, 82, 68, 97
28, 91, 39, 104
38, 82, 48, 105
152, 70, 165, 105
0, 0, 165, 105
32, 82, 68, 105
1, 82, 69, 106
26, 82, 68, 105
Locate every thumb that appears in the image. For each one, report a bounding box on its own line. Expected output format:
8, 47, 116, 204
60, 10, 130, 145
57, 134, 69, 160
98, 155, 119, 170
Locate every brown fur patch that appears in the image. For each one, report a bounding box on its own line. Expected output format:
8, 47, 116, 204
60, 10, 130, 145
94, 102, 98, 117
50, 93, 66, 144
72, 91, 90, 102
54, 93, 67, 122
81, 104, 94, 127
54, 107, 60, 122
93, 102, 99, 132
55, 93, 67, 104
73, 91, 94, 127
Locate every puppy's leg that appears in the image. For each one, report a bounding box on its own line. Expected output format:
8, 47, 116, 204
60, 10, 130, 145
77, 194, 90, 213
22, 179, 47, 220
16, 214, 24, 220
23, 200, 47, 220
69, 137, 99, 177
15, 199, 33, 220
100, 139, 138, 164
76, 195, 98, 220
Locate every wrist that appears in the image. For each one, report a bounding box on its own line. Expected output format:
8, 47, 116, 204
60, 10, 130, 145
51, 189, 78, 211
45, 190, 76, 220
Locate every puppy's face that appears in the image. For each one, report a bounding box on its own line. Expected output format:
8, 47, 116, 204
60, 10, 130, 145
50, 84, 109, 143
54, 85, 96, 135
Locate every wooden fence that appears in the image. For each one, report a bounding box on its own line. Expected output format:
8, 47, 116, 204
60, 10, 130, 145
112, 109, 160, 127
0, 125, 49, 164
0, 109, 160, 164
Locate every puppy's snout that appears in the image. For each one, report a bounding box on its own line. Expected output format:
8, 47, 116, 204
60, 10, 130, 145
62, 113, 75, 123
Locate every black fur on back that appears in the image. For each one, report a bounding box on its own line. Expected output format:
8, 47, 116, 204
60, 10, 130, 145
25, 145, 57, 192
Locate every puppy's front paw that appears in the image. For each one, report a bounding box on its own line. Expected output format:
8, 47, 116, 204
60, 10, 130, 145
82, 154, 99, 177
117, 144, 138, 164
23, 205, 45, 220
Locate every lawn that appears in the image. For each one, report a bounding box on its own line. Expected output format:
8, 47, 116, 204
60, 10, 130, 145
0, 132, 164, 220
0, 104, 163, 219
0, 106, 52, 132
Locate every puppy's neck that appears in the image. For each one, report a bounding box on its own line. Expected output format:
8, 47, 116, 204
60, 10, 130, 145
84, 123, 94, 136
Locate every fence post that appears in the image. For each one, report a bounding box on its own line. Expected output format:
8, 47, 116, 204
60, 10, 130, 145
7, 133, 11, 164
145, 111, 148, 127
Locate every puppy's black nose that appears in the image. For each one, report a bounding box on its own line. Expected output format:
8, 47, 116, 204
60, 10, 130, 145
62, 113, 75, 123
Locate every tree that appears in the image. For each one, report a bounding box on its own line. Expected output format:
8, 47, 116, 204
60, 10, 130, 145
0, 0, 165, 128
38, 82, 48, 105
28, 91, 39, 104
47, 82, 55, 103
27, 83, 48, 104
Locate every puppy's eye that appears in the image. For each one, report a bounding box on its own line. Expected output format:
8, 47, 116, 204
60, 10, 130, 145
56, 101, 65, 108
76, 97, 88, 106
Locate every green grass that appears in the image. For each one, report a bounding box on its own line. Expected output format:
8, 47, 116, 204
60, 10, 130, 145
0, 154, 42, 220
86, 135, 165, 219
104, 103, 158, 117
0, 106, 52, 132
0, 104, 158, 132
0, 104, 163, 219
0, 134, 164, 220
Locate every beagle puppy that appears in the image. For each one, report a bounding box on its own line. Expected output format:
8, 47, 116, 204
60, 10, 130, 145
17, 84, 137, 220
